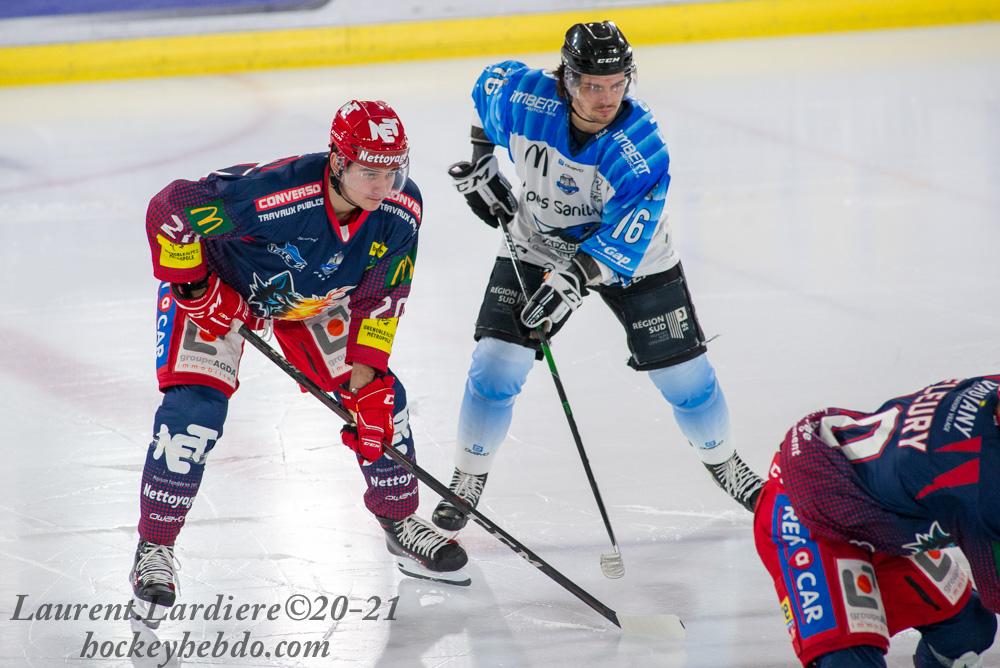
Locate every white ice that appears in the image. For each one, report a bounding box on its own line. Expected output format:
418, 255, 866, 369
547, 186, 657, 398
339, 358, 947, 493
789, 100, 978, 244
1, 23, 998, 667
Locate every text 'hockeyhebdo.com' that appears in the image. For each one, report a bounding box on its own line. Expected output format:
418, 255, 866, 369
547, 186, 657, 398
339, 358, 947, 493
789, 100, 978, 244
10, 592, 399, 665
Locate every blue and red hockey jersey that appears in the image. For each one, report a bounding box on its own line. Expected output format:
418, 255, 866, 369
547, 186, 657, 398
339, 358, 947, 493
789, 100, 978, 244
779, 376, 1000, 611
144, 152, 421, 372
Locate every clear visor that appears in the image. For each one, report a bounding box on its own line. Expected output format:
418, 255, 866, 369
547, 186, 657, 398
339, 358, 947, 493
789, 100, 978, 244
563, 66, 635, 99
335, 154, 409, 201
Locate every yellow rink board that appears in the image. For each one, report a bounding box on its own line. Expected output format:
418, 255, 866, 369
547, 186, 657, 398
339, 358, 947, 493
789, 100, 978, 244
1, 0, 998, 86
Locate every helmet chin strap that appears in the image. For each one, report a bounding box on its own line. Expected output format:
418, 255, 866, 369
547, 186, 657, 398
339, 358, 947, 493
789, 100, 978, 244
328, 163, 364, 212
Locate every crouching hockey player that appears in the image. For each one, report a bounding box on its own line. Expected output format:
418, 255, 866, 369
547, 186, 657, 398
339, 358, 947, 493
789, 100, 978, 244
132, 100, 468, 626
755, 376, 1000, 666
433, 20, 764, 534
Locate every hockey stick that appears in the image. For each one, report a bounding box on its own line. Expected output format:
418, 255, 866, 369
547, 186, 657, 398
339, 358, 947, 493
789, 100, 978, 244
494, 215, 625, 580
238, 325, 683, 638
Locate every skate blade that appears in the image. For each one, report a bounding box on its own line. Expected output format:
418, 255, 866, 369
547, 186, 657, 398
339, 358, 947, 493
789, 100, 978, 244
129, 596, 168, 629
395, 560, 471, 586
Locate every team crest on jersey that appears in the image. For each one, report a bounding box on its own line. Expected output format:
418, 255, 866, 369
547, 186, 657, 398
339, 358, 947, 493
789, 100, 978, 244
316, 252, 345, 277
556, 174, 579, 195
267, 242, 307, 270
248, 271, 354, 320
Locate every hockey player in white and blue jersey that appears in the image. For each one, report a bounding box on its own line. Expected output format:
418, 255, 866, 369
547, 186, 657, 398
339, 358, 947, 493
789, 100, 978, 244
433, 21, 765, 533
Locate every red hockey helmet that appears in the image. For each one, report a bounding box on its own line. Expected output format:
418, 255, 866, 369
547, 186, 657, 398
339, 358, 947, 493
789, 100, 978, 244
330, 100, 408, 166
329, 100, 409, 202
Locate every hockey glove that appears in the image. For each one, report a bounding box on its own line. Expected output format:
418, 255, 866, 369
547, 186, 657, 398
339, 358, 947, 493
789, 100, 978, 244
520, 266, 586, 332
520, 254, 610, 332
448, 155, 517, 228
172, 274, 254, 338
338, 375, 396, 463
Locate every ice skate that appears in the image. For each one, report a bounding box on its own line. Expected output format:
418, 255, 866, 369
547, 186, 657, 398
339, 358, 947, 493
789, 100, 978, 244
379, 515, 470, 586
431, 469, 488, 532
129, 540, 179, 629
705, 452, 764, 513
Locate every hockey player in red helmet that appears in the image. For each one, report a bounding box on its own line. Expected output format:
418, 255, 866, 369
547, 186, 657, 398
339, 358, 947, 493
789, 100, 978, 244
328, 99, 410, 211
131, 99, 467, 627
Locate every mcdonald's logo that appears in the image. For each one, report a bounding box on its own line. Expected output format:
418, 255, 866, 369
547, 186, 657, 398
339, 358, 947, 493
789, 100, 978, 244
184, 199, 234, 237
523, 143, 549, 177
385, 250, 416, 288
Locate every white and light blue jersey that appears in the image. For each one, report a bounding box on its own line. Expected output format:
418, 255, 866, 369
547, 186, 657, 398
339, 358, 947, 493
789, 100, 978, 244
472, 60, 678, 281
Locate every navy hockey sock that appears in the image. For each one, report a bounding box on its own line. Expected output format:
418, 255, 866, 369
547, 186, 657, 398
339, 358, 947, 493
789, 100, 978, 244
138, 385, 228, 545
914, 591, 997, 667
813, 645, 886, 668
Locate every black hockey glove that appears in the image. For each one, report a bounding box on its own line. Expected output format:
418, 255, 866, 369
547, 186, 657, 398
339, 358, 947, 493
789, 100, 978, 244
448, 155, 517, 228
520, 254, 608, 332
520, 268, 583, 332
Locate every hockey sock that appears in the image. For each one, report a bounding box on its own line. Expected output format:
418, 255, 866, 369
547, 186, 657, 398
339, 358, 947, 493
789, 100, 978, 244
138, 385, 228, 546
914, 591, 997, 666
357, 397, 419, 520
814, 645, 886, 667
648, 354, 733, 465
455, 338, 534, 475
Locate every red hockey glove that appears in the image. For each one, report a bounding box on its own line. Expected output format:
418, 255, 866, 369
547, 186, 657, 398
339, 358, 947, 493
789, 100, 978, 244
338, 375, 396, 463
172, 274, 253, 338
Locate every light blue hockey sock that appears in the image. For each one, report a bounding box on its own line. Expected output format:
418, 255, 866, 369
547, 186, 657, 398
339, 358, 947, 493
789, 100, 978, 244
648, 354, 733, 465
455, 338, 535, 475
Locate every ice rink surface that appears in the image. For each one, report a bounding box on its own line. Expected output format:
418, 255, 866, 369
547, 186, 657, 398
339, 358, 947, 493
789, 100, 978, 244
1, 22, 999, 667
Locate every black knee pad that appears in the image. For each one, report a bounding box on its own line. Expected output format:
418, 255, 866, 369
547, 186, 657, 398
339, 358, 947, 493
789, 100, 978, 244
473, 257, 570, 358
596, 262, 707, 371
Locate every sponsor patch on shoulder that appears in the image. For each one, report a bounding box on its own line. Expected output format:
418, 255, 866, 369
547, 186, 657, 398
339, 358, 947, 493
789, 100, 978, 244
385, 248, 416, 288
184, 199, 234, 236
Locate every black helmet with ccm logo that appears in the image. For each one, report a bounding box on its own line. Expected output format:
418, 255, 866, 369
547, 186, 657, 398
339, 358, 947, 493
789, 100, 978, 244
560, 21, 634, 76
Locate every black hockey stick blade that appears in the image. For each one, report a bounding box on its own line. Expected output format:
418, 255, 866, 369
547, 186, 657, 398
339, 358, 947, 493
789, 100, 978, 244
239, 326, 684, 636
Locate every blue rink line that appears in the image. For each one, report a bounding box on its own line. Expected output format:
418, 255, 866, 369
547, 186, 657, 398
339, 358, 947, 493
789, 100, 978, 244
0, 0, 326, 19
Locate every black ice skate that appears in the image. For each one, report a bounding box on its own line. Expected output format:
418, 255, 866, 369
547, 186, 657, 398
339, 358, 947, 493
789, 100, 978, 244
129, 540, 179, 629
431, 469, 488, 532
705, 452, 764, 513
379, 515, 470, 586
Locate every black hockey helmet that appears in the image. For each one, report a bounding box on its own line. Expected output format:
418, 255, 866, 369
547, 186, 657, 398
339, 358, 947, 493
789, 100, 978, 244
560, 21, 634, 76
